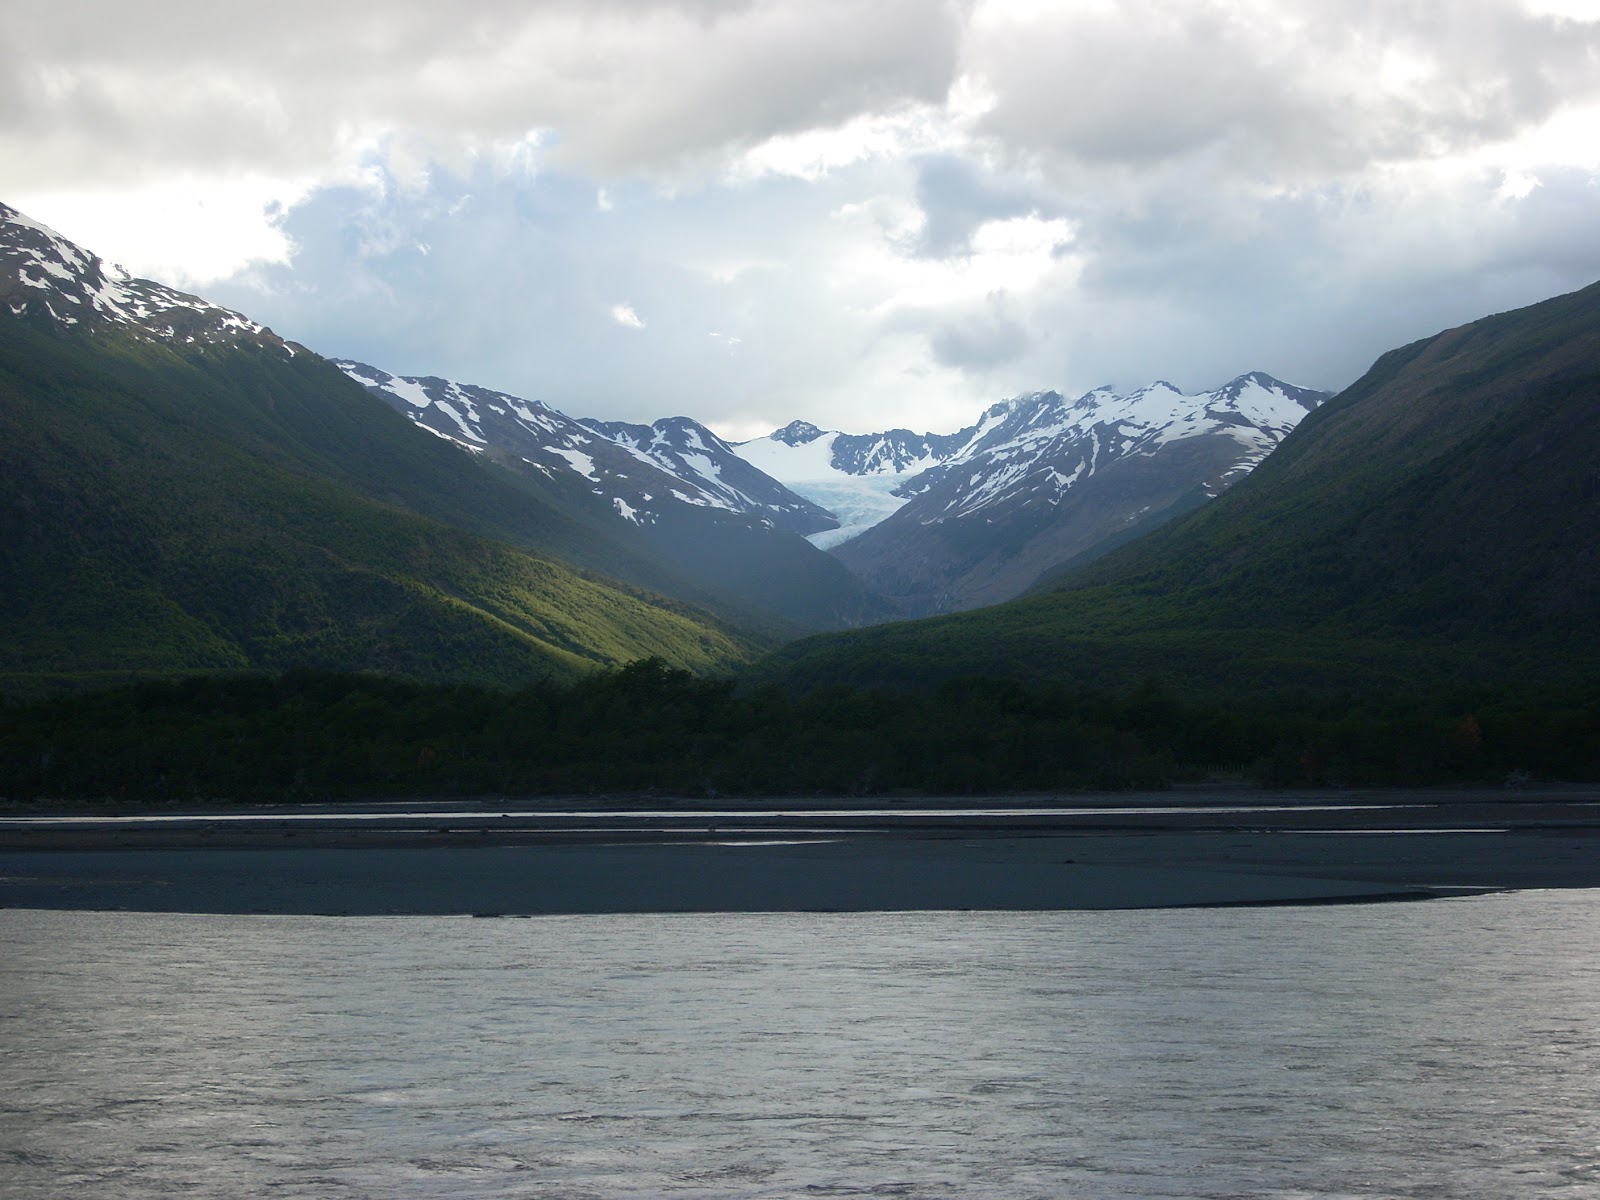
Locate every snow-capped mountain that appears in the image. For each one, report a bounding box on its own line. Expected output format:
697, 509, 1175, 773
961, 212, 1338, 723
740, 374, 1328, 616
336, 361, 884, 629
337, 361, 834, 537
0, 201, 298, 357
735, 421, 966, 549
896, 372, 1327, 517
580, 417, 836, 536
3, 197, 1320, 630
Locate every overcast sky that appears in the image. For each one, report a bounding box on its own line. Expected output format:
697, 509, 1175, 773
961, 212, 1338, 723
8, 0, 1600, 439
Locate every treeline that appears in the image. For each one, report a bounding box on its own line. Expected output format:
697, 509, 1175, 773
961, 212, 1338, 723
2, 662, 1597, 803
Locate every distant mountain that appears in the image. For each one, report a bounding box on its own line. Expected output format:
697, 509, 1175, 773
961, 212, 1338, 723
757, 280, 1600, 698
337, 362, 886, 631
579, 415, 837, 536
335, 361, 834, 535
0, 201, 756, 693
738, 374, 1327, 616
734, 421, 966, 549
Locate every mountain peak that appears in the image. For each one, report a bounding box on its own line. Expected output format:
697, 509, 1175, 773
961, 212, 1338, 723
1215, 370, 1328, 411
1, 200, 296, 357
981, 390, 1059, 421
771, 419, 827, 446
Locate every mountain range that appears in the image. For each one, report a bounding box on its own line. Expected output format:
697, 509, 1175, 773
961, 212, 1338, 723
0, 202, 764, 693
736, 374, 1327, 616
4, 195, 1595, 713
763, 279, 1600, 699
335, 357, 1328, 621
332, 360, 884, 631
334, 361, 835, 536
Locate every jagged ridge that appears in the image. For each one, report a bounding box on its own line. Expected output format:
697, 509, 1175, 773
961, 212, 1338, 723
736, 374, 1327, 614
336, 362, 884, 631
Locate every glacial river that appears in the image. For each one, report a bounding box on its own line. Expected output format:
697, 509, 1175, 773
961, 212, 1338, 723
4, 891, 1599, 1197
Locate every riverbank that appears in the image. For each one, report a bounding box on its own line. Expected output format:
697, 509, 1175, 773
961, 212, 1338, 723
2, 790, 1595, 914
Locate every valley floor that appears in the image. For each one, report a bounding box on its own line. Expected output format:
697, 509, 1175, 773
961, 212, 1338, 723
2, 790, 1596, 914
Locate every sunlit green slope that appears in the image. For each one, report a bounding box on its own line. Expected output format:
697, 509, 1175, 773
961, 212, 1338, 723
0, 317, 753, 695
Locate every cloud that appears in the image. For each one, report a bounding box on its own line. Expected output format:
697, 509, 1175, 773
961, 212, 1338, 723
194, 154, 1032, 437
3, 175, 312, 284
910, 154, 1048, 257
966, 0, 1600, 179
12, 0, 1600, 443
14, 0, 1594, 203
928, 293, 1034, 368
198, 145, 1600, 440
10, 0, 1597, 202
1, 0, 971, 192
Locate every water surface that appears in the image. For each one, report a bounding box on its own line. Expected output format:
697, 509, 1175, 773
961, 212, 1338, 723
4, 892, 1599, 1197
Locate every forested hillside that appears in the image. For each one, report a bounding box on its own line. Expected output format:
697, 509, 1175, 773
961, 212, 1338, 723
0, 316, 754, 697
4, 665, 1594, 800
759, 281, 1600, 700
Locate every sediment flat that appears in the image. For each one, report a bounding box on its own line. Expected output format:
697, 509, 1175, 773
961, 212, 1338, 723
1, 789, 1596, 914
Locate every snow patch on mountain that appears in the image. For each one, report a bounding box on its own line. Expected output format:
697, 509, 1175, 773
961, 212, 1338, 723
736, 373, 1326, 550
1, 201, 296, 356
733, 423, 964, 547
549, 447, 600, 482
336, 361, 836, 539
386, 376, 436, 410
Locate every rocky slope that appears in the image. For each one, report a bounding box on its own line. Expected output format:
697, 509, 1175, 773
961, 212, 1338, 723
337, 362, 885, 631
738, 374, 1327, 616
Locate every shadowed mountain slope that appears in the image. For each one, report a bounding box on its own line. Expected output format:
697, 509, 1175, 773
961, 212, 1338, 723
332, 361, 887, 632
830, 374, 1327, 616
758, 280, 1600, 699
732, 375, 1325, 617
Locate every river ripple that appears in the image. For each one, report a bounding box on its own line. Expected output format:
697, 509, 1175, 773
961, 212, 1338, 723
3, 892, 1599, 1198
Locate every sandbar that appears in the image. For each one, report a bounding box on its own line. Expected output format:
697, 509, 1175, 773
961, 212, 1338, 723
2, 789, 1596, 914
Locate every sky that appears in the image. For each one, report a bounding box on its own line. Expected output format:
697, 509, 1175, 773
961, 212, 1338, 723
8, 0, 1600, 441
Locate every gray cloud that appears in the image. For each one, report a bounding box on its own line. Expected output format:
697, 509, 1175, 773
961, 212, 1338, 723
204, 160, 897, 431
927, 293, 1034, 369
989, 164, 1600, 399
911, 154, 1048, 257
2, 0, 970, 188
9, 0, 1594, 191
969, 0, 1600, 177
15, 0, 1600, 441
200, 149, 1600, 438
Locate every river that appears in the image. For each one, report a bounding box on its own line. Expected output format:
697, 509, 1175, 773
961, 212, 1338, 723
4, 891, 1599, 1197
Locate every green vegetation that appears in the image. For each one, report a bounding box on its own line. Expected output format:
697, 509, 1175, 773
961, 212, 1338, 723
0, 317, 756, 695
2, 665, 1594, 802
5, 270, 1597, 800
762, 280, 1600, 700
